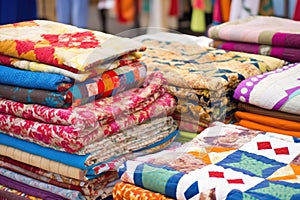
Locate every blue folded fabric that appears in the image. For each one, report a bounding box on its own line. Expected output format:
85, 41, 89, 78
0, 64, 72, 91
0, 130, 179, 179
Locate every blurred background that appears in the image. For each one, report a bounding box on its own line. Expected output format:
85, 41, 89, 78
0, 0, 297, 36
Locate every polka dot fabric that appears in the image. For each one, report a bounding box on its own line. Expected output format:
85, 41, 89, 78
233, 63, 298, 108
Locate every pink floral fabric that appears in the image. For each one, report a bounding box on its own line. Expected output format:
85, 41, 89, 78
0, 72, 166, 130
0, 93, 176, 153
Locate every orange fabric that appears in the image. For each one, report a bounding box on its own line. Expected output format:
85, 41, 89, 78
237, 119, 300, 138
235, 111, 300, 132
115, 0, 135, 23
113, 182, 173, 200
188, 151, 211, 164
220, 0, 231, 22
268, 175, 297, 181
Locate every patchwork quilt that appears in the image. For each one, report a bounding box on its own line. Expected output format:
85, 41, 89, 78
118, 122, 300, 199
234, 63, 300, 115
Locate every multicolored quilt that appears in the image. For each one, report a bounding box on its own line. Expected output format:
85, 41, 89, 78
135, 37, 284, 132
0, 61, 147, 108
0, 72, 176, 153
0, 168, 85, 200
0, 72, 165, 129
0, 20, 145, 73
208, 16, 300, 48
234, 63, 300, 115
0, 155, 117, 199
118, 122, 300, 199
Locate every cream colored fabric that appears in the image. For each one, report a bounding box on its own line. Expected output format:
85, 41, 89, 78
0, 144, 85, 180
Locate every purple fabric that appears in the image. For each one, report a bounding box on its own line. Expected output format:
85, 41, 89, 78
0, 174, 67, 200
214, 40, 300, 62
0, 190, 29, 200
272, 33, 300, 48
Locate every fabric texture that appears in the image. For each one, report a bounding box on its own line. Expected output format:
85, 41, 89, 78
238, 102, 300, 122
0, 72, 164, 129
212, 39, 300, 62
0, 64, 73, 91
0, 126, 179, 180
0, 92, 176, 153
0, 53, 141, 82
234, 62, 300, 115
113, 182, 173, 200
0, 168, 84, 200
135, 36, 284, 132
235, 111, 300, 137
208, 16, 300, 48
0, 155, 118, 199
0, 20, 145, 72
0, 117, 177, 168
117, 122, 300, 199
0, 61, 147, 108
0, 184, 42, 200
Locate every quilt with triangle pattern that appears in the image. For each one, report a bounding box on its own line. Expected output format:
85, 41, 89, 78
118, 122, 300, 200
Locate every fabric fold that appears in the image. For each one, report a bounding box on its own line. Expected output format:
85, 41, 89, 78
235, 111, 300, 137
0, 72, 165, 129
208, 16, 300, 48
234, 62, 300, 115
0, 61, 147, 108
0, 20, 145, 72
212, 39, 300, 62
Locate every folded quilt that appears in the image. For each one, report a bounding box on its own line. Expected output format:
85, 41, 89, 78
140, 39, 284, 90
0, 130, 179, 180
0, 52, 141, 82
0, 20, 145, 72
174, 98, 237, 123
234, 62, 300, 115
235, 111, 300, 132
213, 40, 300, 62
0, 92, 176, 153
238, 102, 300, 122
0, 156, 118, 199
208, 16, 300, 48
0, 64, 73, 91
118, 122, 300, 199
0, 61, 147, 108
0, 72, 165, 129
235, 111, 300, 137
0, 168, 85, 200
0, 117, 177, 168
166, 85, 230, 103
113, 182, 173, 200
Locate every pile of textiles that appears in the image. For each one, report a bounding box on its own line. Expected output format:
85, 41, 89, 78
0, 20, 179, 199
208, 16, 300, 63
114, 121, 300, 199
233, 62, 300, 137
134, 32, 285, 134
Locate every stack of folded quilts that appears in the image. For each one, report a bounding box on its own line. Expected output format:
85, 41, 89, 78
134, 33, 285, 135
233, 62, 300, 137
0, 20, 178, 199
114, 121, 300, 199
208, 16, 300, 63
